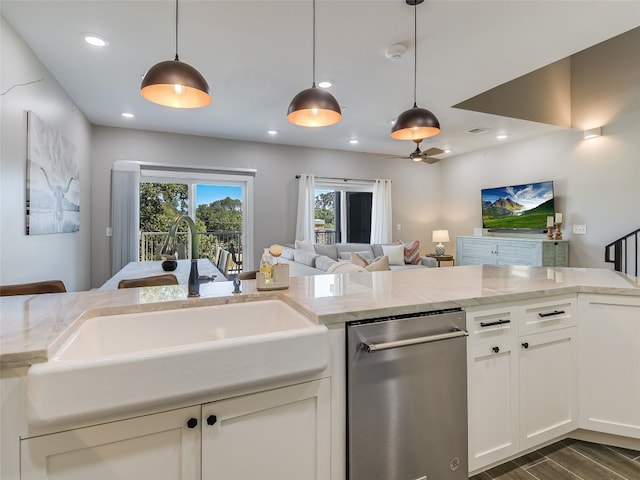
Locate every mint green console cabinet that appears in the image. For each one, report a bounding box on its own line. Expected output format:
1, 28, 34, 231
456, 236, 569, 267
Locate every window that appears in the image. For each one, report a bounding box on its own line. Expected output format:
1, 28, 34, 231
314, 182, 373, 244
138, 168, 253, 269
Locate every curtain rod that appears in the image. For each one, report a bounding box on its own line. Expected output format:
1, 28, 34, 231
296, 175, 386, 185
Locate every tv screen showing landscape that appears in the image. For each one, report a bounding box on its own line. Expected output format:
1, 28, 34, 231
481, 181, 555, 230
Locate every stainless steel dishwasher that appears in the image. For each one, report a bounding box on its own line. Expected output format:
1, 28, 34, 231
347, 308, 468, 480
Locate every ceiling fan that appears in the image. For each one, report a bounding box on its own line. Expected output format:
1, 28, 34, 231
384, 139, 445, 164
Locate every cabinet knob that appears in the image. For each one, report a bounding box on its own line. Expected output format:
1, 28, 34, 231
187, 417, 198, 429
522, 342, 529, 349
492, 346, 500, 354
207, 414, 218, 426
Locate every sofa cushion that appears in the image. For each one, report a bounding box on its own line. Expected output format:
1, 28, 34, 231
313, 244, 338, 260
315, 255, 337, 272
382, 244, 405, 266
399, 239, 421, 265
281, 246, 295, 260
365, 255, 390, 272
295, 239, 315, 252
336, 243, 374, 260
294, 249, 320, 267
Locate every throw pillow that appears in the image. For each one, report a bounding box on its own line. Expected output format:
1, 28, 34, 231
327, 262, 367, 274
365, 255, 390, 272
398, 239, 421, 265
350, 252, 371, 267
280, 246, 295, 260
293, 249, 319, 267
382, 244, 405, 266
315, 255, 337, 272
294, 239, 315, 252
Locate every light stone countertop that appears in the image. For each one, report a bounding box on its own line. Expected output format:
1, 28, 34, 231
1, 265, 638, 368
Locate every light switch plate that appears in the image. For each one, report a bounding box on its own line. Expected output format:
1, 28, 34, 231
573, 225, 587, 234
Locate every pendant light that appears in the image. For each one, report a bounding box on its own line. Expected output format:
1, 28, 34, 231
391, 0, 440, 140
287, 0, 341, 127
140, 0, 211, 108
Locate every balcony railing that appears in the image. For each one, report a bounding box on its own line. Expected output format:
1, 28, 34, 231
140, 231, 243, 269
315, 229, 336, 245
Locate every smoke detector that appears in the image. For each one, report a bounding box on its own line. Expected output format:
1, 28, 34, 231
385, 43, 408, 61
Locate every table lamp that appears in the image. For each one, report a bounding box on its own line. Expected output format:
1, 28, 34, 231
432, 230, 450, 256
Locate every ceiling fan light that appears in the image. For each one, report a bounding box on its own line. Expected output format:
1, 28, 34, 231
287, 85, 342, 127
390, 105, 440, 140
141, 59, 211, 108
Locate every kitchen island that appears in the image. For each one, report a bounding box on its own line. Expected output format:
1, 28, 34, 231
1, 265, 639, 479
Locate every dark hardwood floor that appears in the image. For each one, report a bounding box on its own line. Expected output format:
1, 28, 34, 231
471, 439, 640, 480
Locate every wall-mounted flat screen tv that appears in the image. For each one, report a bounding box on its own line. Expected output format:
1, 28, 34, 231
481, 181, 555, 230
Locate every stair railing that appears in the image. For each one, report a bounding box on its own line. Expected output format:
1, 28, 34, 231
605, 228, 639, 276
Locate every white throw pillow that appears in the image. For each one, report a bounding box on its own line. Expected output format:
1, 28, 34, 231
295, 239, 315, 252
382, 244, 405, 266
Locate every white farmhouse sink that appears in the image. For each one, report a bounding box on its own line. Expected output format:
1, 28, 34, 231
27, 300, 328, 426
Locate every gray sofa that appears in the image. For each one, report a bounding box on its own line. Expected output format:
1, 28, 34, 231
279, 242, 437, 276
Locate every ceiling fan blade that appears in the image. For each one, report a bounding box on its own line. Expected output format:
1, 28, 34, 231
423, 147, 444, 156
379, 156, 411, 160
420, 156, 441, 165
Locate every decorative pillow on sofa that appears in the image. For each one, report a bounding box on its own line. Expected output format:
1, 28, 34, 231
315, 255, 337, 272
295, 239, 315, 252
327, 262, 367, 274
365, 255, 390, 272
398, 239, 421, 265
341, 250, 374, 261
281, 246, 295, 260
350, 252, 371, 267
382, 244, 405, 266
293, 249, 319, 267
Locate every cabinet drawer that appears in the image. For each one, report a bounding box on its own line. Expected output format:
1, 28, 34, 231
467, 306, 518, 345
520, 296, 577, 336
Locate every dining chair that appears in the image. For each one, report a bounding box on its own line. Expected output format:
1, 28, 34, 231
0, 279, 67, 296
228, 243, 243, 274
217, 250, 232, 278
117, 273, 179, 289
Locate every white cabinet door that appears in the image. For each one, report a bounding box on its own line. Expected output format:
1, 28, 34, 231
201, 378, 331, 480
21, 406, 201, 480
456, 237, 496, 265
519, 327, 578, 450
468, 339, 520, 472
579, 294, 640, 438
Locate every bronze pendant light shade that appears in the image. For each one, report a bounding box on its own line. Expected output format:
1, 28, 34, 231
287, 0, 341, 127
140, 0, 211, 108
391, 0, 440, 140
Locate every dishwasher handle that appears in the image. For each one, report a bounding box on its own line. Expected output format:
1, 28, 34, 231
362, 327, 468, 353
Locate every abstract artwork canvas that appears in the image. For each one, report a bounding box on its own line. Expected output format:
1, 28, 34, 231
26, 111, 79, 235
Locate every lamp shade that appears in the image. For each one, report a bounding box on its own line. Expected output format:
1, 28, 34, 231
391, 104, 441, 140
141, 59, 211, 108
432, 230, 450, 243
287, 85, 342, 127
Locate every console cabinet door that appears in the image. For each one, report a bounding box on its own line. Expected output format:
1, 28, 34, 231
519, 327, 578, 450
21, 405, 201, 480
468, 339, 520, 472
201, 378, 331, 480
579, 294, 640, 438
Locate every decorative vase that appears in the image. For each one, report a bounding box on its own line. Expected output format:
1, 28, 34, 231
435, 243, 446, 256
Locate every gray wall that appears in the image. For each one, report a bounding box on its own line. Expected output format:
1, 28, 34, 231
90, 127, 443, 288
441, 111, 640, 268
0, 16, 92, 291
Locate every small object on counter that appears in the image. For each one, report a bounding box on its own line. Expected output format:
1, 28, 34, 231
232, 277, 241, 294
161, 254, 178, 271
256, 263, 289, 291
269, 244, 283, 260
260, 248, 273, 283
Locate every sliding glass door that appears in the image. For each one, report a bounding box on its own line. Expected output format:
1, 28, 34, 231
314, 182, 373, 244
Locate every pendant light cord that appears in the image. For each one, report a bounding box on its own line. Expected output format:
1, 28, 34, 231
413, 1, 417, 107
312, 0, 316, 87
174, 0, 179, 61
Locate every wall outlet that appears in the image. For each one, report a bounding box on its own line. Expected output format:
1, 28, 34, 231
397, 223, 401, 231
106, 227, 112, 237
573, 224, 587, 234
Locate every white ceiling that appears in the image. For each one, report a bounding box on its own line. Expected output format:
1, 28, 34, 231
2, 0, 639, 158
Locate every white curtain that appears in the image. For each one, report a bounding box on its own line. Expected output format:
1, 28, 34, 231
295, 174, 316, 242
111, 161, 140, 275
371, 179, 392, 243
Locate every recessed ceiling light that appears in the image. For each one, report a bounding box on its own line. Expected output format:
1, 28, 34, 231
267, 130, 278, 135
496, 133, 509, 140
349, 139, 359, 144
318, 81, 332, 88
83, 34, 109, 47
121, 112, 134, 118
